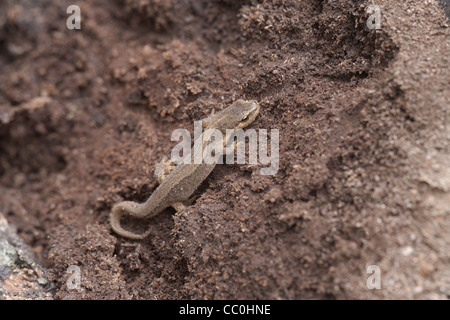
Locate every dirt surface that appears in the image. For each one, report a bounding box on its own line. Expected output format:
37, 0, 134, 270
0, 0, 448, 299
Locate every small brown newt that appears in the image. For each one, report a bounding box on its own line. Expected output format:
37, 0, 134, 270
110, 99, 260, 239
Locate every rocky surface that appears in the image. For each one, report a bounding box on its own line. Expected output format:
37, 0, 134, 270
0, 212, 52, 299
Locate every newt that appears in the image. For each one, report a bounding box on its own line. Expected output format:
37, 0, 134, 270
110, 99, 260, 239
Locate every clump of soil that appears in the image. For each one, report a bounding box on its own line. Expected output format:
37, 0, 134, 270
0, 0, 449, 299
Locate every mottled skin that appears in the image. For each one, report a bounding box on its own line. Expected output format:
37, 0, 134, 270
110, 99, 260, 239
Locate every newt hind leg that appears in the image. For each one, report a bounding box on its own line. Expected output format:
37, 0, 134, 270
171, 201, 186, 211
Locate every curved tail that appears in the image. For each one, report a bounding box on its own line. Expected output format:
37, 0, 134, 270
110, 201, 152, 240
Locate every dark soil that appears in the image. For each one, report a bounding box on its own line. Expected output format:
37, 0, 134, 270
0, 0, 449, 299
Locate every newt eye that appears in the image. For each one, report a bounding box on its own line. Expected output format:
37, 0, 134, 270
242, 115, 249, 121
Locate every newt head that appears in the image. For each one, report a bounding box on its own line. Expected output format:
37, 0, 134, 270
209, 99, 260, 132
